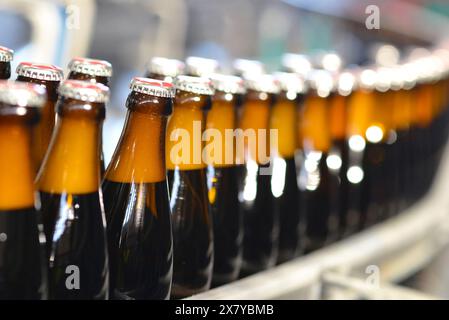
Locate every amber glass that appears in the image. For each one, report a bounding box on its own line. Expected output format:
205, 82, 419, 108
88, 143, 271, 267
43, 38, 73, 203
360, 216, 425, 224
36, 97, 108, 299
16, 76, 59, 172
328, 93, 350, 238
270, 91, 304, 263
344, 89, 374, 232
205, 91, 243, 286
67, 71, 110, 177
238, 89, 280, 276
298, 92, 339, 251
103, 91, 173, 299
167, 90, 213, 299
0, 104, 47, 299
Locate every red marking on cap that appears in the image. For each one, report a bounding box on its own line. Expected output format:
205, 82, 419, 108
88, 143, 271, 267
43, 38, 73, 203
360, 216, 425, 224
0, 46, 12, 53
72, 57, 109, 66
20, 62, 62, 72
134, 77, 173, 88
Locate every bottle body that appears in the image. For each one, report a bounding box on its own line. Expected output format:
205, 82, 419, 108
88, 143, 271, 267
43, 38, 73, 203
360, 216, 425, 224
0, 89, 48, 299
36, 90, 109, 300
298, 93, 338, 252
103, 88, 173, 300
238, 92, 280, 275
167, 88, 214, 299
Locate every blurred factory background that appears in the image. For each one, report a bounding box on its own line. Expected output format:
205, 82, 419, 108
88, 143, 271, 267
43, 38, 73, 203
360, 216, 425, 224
2, 0, 449, 299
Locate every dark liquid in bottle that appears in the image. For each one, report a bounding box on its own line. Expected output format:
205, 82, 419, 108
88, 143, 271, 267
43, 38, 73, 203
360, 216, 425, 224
102, 180, 173, 300
277, 156, 303, 263
168, 168, 213, 299
40, 191, 108, 300
0, 62, 11, 80
0, 208, 46, 299
301, 153, 334, 252
360, 142, 389, 227
240, 163, 280, 276
208, 165, 242, 287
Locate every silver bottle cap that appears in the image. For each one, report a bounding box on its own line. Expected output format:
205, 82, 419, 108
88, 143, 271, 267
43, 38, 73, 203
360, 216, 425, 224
130, 77, 175, 98
307, 69, 336, 97
273, 72, 307, 94
337, 70, 357, 96
16, 62, 63, 81
244, 74, 280, 94
0, 46, 14, 62
147, 57, 185, 79
58, 80, 109, 103
68, 57, 113, 77
173, 75, 214, 96
282, 53, 312, 77
209, 73, 245, 94
233, 59, 266, 78
0, 80, 46, 108
186, 56, 220, 77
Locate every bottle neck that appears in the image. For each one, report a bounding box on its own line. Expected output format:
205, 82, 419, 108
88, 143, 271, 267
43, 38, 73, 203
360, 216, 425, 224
270, 95, 298, 159
37, 109, 103, 194
0, 117, 35, 210
329, 94, 347, 141
347, 89, 374, 137
166, 92, 210, 171
301, 94, 331, 153
106, 109, 167, 183
68, 71, 109, 87
16, 76, 59, 168
205, 96, 237, 167
238, 93, 272, 164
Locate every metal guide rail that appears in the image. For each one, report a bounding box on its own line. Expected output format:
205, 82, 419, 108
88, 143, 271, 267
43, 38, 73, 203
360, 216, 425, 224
188, 143, 449, 300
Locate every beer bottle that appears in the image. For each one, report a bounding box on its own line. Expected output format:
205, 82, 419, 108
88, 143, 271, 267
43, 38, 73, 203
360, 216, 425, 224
345, 69, 376, 231
67, 57, 113, 176
206, 73, 245, 286
103, 77, 174, 299
299, 70, 338, 251
238, 74, 280, 276
167, 75, 214, 298
36, 80, 109, 299
329, 71, 356, 237
186, 56, 219, 77
0, 81, 48, 299
16, 62, 64, 171
145, 57, 185, 82
0, 46, 13, 79
271, 72, 306, 263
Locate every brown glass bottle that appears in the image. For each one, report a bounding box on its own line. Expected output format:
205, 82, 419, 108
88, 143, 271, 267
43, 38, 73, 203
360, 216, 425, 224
145, 57, 185, 82
16, 62, 64, 172
329, 71, 355, 238
345, 70, 377, 231
298, 70, 338, 252
36, 80, 109, 299
67, 57, 113, 176
238, 74, 280, 276
167, 76, 214, 299
103, 77, 174, 299
206, 74, 245, 286
271, 72, 306, 263
0, 46, 13, 79
0, 81, 48, 299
